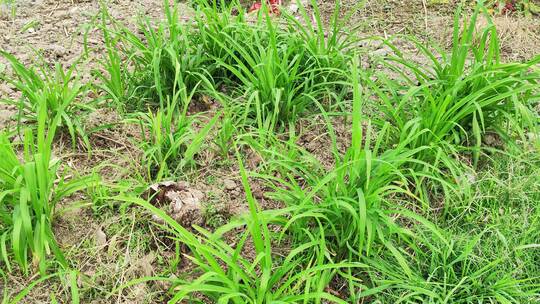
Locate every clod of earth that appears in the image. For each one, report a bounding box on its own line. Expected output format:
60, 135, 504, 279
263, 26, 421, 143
148, 181, 205, 227
223, 179, 237, 191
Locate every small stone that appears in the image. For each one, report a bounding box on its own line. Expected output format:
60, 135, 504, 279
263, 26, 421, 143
372, 48, 390, 57
151, 214, 165, 224
46, 45, 69, 59
223, 179, 237, 191
288, 3, 299, 13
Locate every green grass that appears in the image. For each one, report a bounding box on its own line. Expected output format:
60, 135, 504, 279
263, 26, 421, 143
0, 52, 94, 149
0, 102, 97, 275
3, 0, 540, 303
112, 157, 363, 303
366, 4, 540, 167
364, 151, 540, 302
131, 91, 219, 182
250, 59, 428, 261
96, 0, 353, 129
202, 1, 353, 130
96, 0, 216, 111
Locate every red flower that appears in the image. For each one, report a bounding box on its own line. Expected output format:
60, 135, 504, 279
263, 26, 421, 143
248, 0, 282, 15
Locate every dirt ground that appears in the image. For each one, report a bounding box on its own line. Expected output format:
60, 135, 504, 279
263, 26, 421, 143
1, 0, 539, 303
1, 0, 539, 125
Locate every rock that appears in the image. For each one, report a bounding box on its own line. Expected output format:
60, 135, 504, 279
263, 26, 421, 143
46, 45, 69, 59
372, 48, 390, 57
223, 179, 237, 190
148, 180, 189, 206
288, 3, 299, 13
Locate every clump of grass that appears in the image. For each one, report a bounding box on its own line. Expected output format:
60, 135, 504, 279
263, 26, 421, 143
0, 103, 97, 275
282, 0, 361, 74
200, 3, 353, 130
96, 0, 215, 111
366, 3, 540, 166
1, 270, 80, 303
248, 59, 443, 266
96, 0, 356, 128
214, 109, 236, 158
134, 105, 218, 182
0, 51, 93, 148
441, 150, 540, 286
131, 76, 219, 181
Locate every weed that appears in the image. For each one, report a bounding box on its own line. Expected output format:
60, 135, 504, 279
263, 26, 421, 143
96, 1, 215, 111
0, 52, 93, 149
131, 79, 219, 181
367, 3, 540, 166
191, 0, 355, 129
0, 103, 97, 275
215, 110, 236, 157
